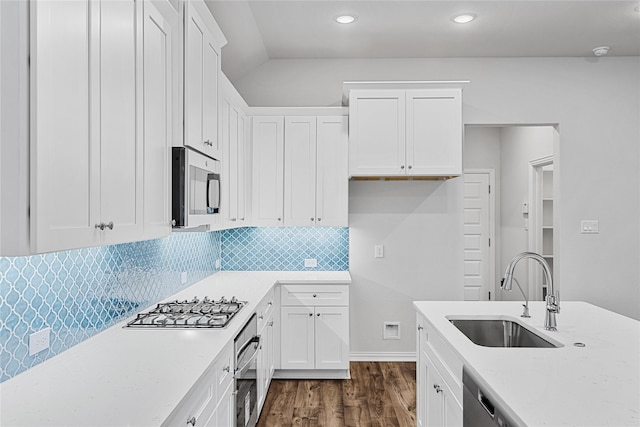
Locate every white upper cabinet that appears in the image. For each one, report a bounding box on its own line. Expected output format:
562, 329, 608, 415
316, 116, 349, 227
142, 0, 181, 240
406, 89, 463, 176
221, 75, 249, 228
284, 116, 348, 227
349, 90, 406, 176
31, 0, 145, 253
184, 0, 225, 159
349, 88, 462, 178
30, 0, 178, 254
252, 116, 284, 227
284, 116, 317, 227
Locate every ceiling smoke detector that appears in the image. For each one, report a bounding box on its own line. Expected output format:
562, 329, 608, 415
592, 46, 610, 56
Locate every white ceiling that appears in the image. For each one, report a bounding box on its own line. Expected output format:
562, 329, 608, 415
206, 1, 640, 82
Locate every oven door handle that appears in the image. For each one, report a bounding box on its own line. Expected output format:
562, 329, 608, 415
235, 336, 260, 377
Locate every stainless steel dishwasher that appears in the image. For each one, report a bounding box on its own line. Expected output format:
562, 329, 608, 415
463, 368, 520, 427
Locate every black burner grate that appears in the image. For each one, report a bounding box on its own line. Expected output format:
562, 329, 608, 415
125, 297, 246, 328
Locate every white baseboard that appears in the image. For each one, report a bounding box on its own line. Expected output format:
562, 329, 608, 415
350, 352, 416, 362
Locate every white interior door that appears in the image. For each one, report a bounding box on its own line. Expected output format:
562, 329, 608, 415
463, 173, 492, 300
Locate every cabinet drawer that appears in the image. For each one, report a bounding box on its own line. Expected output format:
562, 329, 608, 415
256, 288, 276, 331
280, 284, 349, 306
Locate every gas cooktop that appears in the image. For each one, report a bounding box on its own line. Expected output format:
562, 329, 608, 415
125, 296, 246, 329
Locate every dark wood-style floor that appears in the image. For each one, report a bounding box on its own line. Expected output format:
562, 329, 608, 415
257, 362, 416, 427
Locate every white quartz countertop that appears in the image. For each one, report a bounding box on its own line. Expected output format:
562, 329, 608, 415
413, 301, 640, 426
0, 271, 351, 427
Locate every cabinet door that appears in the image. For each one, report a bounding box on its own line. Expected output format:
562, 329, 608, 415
185, 2, 219, 158
284, 116, 317, 227
424, 352, 445, 427
316, 116, 349, 227
237, 113, 247, 225
417, 320, 428, 427
252, 116, 284, 227
280, 306, 315, 370
406, 89, 462, 176
214, 383, 234, 427
315, 306, 349, 370
349, 90, 406, 176
221, 96, 239, 225
142, 0, 175, 240
31, 0, 97, 252
100, 0, 143, 244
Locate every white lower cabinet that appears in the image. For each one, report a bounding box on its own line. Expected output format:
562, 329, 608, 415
162, 341, 233, 427
280, 285, 350, 374
256, 290, 277, 412
417, 316, 463, 427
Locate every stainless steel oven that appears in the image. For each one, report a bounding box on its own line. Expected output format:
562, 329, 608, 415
234, 314, 260, 427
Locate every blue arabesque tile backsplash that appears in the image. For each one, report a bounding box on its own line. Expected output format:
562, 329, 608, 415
0, 227, 348, 382
222, 227, 349, 271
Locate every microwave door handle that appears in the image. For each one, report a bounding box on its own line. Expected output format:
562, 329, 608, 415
207, 173, 220, 211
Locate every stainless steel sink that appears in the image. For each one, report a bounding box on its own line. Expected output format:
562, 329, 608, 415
449, 319, 558, 348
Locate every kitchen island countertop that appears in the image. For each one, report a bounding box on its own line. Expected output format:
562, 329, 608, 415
0, 271, 351, 427
413, 300, 640, 426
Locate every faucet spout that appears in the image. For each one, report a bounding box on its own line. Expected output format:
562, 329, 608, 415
501, 252, 559, 331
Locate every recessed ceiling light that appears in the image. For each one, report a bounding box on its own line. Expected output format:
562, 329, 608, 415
452, 14, 476, 24
336, 15, 356, 24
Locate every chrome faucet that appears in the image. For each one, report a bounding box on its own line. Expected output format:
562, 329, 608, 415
501, 252, 559, 331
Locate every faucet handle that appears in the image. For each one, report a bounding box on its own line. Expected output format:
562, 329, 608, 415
547, 290, 560, 313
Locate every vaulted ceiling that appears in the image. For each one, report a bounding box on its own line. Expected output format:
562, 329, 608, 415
205, 1, 640, 82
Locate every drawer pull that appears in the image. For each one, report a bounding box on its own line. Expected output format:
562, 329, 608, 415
223, 365, 230, 373
317, 313, 320, 317
433, 384, 443, 394
187, 416, 196, 426
268, 321, 274, 327
418, 325, 424, 331
312, 294, 317, 298
309, 313, 313, 317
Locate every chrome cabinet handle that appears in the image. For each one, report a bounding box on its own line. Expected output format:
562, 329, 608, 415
258, 314, 264, 320
400, 165, 405, 169
268, 321, 274, 327
308, 313, 313, 317
408, 165, 412, 170
240, 217, 245, 221
317, 218, 321, 222
310, 217, 314, 221
433, 384, 442, 394
317, 313, 320, 317
277, 217, 281, 221
223, 365, 230, 373
187, 416, 196, 426
230, 218, 237, 222
417, 325, 424, 331
95, 223, 105, 230
105, 221, 114, 230
204, 140, 213, 147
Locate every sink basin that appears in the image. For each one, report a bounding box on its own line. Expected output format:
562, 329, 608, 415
449, 319, 558, 348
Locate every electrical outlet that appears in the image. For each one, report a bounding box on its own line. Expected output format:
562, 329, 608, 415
181, 272, 187, 284
581, 220, 599, 234
215, 259, 221, 270
304, 258, 317, 268
29, 328, 50, 356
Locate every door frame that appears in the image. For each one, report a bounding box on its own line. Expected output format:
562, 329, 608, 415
528, 156, 553, 301
463, 169, 496, 301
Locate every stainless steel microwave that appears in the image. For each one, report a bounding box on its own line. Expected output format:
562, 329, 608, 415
172, 147, 220, 228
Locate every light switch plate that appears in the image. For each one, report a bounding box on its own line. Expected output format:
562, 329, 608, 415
374, 245, 384, 258
181, 272, 187, 284
581, 220, 599, 234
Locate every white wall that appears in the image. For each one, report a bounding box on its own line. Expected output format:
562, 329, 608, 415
349, 180, 463, 356
234, 56, 640, 353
